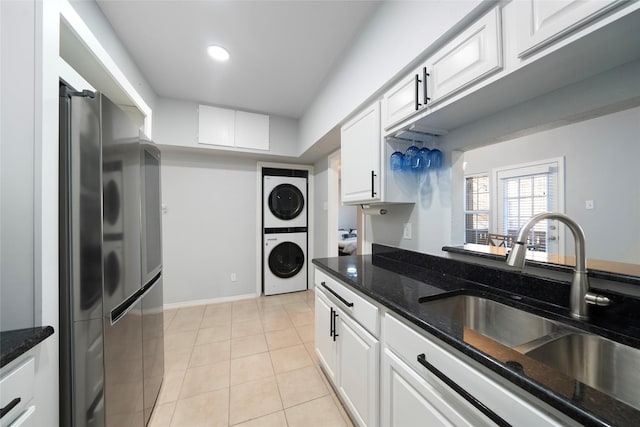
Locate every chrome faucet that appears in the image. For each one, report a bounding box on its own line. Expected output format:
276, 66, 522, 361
506, 212, 610, 320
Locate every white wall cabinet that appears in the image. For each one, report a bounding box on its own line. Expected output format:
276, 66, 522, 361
198, 105, 269, 150
341, 101, 416, 206
341, 101, 381, 204
426, 7, 503, 106
235, 110, 269, 150
381, 67, 425, 130
381, 6, 502, 131
515, 0, 623, 58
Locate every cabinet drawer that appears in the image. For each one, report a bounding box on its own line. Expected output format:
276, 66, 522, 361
315, 268, 379, 337
383, 313, 566, 426
0, 357, 35, 427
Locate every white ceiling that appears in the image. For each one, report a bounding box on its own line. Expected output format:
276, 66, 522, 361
96, 0, 381, 119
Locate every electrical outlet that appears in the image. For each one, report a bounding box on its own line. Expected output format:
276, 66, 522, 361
231, 273, 237, 282
403, 223, 412, 239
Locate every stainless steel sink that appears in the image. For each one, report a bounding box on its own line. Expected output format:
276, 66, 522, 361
524, 333, 640, 409
420, 295, 565, 348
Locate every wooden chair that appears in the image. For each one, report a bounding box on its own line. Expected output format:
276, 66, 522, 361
487, 233, 511, 248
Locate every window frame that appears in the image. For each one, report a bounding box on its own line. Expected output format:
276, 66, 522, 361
463, 173, 490, 245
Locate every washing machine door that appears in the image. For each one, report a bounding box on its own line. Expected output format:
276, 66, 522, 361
268, 184, 304, 221
268, 241, 305, 278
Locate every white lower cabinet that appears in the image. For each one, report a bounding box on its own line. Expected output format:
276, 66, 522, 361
336, 310, 379, 427
315, 287, 379, 427
383, 313, 577, 427
382, 348, 491, 427
314, 268, 579, 427
314, 289, 337, 382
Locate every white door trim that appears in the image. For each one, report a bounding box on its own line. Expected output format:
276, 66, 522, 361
328, 150, 340, 258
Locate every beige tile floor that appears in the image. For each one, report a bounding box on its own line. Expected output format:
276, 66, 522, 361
149, 290, 354, 427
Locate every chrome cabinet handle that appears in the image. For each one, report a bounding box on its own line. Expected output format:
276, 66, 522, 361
320, 281, 354, 308
417, 354, 511, 427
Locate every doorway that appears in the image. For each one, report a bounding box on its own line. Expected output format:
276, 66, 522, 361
328, 150, 361, 257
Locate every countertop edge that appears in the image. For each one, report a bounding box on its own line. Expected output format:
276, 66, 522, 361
443, 245, 640, 286
1, 326, 55, 369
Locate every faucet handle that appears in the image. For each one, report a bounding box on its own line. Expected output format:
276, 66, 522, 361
585, 292, 611, 307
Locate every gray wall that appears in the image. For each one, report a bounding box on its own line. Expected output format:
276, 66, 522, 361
460, 106, 640, 265
161, 151, 259, 304
154, 97, 299, 157
1, 0, 36, 331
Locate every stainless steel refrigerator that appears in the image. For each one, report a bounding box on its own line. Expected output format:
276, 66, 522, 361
59, 83, 164, 427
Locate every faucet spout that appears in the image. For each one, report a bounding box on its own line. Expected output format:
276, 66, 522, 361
505, 212, 610, 320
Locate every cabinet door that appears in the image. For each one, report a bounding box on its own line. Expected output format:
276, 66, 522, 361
314, 291, 337, 383
381, 69, 423, 130
516, 0, 622, 57
198, 105, 235, 146
341, 102, 381, 204
381, 348, 492, 427
235, 110, 269, 150
336, 309, 379, 427
427, 7, 502, 105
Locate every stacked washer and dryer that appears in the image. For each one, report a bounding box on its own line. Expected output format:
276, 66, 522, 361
263, 168, 308, 295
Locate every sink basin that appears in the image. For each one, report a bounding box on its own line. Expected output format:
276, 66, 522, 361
420, 294, 564, 348
525, 333, 640, 409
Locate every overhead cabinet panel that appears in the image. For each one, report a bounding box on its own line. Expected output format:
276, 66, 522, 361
198, 105, 270, 150
198, 105, 235, 147
427, 7, 503, 105
516, 0, 624, 57
235, 110, 269, 151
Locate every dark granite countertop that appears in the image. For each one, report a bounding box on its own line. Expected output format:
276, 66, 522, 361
312, 244, 640, 427
1, 326, 54, 368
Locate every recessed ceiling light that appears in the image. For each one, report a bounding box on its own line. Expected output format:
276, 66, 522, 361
207, 45, 230, 62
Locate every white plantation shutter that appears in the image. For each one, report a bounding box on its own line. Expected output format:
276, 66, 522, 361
494, 159, 563, 253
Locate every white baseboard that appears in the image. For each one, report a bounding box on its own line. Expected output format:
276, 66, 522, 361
163, 293, 259, 310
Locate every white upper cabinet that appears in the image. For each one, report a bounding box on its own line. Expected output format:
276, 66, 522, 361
426, 7, 503, 105
381, 66, 425, 130
198, 105, 269, 151
341, 101, 382, 204
198, 105, 235, 147
235, 110, 269, 151
515, 0, 624, 58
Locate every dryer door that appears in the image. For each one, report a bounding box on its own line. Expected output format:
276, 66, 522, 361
268, 241, 305, 278
268, 184, 304, 221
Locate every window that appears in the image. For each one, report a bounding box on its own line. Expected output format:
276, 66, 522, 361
464, 175, 489, 244
494, 158, 564, 254
502, 174, 551, 251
